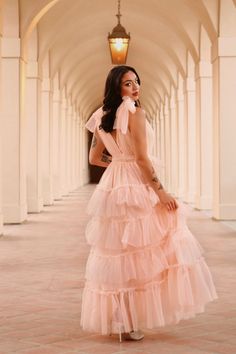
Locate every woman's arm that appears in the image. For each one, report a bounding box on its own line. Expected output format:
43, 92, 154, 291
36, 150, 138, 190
129, 108, 178, 211
89, 129, 112, 167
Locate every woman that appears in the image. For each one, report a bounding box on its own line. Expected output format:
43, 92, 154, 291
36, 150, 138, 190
80, 66, 217, 342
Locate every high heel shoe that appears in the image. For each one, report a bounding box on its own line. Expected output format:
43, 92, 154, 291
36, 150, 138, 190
119, 330, 144, 342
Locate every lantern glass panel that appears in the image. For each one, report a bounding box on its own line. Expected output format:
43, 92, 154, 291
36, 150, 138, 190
108, 37, 129, 64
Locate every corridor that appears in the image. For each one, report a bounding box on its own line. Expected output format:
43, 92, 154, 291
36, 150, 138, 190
0, 185, 235, 354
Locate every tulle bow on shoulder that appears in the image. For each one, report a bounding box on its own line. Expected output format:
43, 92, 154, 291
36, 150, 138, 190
113, 96, 136, 134
85, 96, 136, 134
85, 107, 103, 132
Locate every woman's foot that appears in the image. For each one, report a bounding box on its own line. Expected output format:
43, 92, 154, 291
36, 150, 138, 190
120, 330, 144, 342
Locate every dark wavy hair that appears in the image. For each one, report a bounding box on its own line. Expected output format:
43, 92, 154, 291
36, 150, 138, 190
99, 65, 141, 132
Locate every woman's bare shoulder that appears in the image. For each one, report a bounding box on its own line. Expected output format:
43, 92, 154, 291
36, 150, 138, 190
129, 107, 146, 131
130, 106, 146, 119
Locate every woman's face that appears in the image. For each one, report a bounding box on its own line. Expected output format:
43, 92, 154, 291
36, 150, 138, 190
120, 71, 140, 101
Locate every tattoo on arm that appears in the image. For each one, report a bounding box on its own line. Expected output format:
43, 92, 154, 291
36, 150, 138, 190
101, 153, 112, 164
91, 135, 97, 148
151, 167, 164, 190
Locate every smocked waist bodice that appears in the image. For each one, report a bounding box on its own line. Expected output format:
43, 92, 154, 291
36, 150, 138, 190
112, 154, 136, 162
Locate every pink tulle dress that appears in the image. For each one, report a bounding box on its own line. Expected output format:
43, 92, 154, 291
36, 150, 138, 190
80, 96, 218, 335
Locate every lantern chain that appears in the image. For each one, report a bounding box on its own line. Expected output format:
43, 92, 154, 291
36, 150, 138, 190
116, 0, 121, 25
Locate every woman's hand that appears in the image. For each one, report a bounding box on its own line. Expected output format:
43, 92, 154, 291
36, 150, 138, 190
157, 189, 179, 211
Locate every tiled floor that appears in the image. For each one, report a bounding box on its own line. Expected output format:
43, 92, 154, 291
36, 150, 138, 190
0, 184, 236, 354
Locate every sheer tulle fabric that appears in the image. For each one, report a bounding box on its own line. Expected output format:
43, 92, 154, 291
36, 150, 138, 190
80, 98, 218, 335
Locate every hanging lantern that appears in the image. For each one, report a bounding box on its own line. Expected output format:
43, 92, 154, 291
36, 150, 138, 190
108, 0, 130, 65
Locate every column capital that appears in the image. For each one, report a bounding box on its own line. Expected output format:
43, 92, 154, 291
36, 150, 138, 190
177, 88, 184, 102
195, 60, 212, 79
72, 112, 77, 121
61, 98, 68, 110
159, 104, 164, 119
164, 105, 169, 116
164, 96, 170, 116
75, 112, 80, 122
42, 78, 51, 92
170, 101, 176, 110
27, 61, 39, 79
184, 77, 195, 93
1, 37, 20, 58
155, 110, 160, 120
211, 37, 236, 62
67, 106, 73, 117
170, 93, 176, 109
53, 90, 61, 102
81, 119, 86, 128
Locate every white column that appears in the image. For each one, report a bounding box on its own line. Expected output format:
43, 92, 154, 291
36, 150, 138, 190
41, 78, 53, 205
170, 87, 178, 196
183, 76, 196, 203
74, 111, 77, 188
64, 99, 70, 195
52, 88, 61, 200
153, 113, 157, 156
78, 120, 83, 186
83, 123, 89, 184
1, 37, 27, 223
0, 39, 3, 233
67, 104, 72, 191
164, 96, 171, 191
154, 114, 157, 156
155, 110, 160, 159
70, 104, 74, 191
177, 76, 185, 199
68, 105, 72, 190
60, 94, 68, 195
156, 110, 161, 167
26, 61, 43, 212
71, 107, 76, 189
212, 37, 236, 219
195, 61, 213, 210
75, 114, 80, 187
0, 149, 2, 231
154, 109, 164, 187
159, 103, 165, 183
81, 122, 85, 185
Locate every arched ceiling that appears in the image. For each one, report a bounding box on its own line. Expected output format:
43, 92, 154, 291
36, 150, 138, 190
19, 0, 219, 120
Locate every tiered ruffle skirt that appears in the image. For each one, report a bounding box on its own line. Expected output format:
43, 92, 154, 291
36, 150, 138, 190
80, 159, 218, 335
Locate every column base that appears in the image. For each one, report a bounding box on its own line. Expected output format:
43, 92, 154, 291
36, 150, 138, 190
61, 185, 69, 196
27, 197, 44, 213
53, 176, 62, 200
183, 191, 195, 204
43, 179, 53, 205
195, 195, 212, 210
213, 203, 236, 220
169, 182, 178, 196
83, 169, 89, 185
3, 203, 27, 224
0, 213, 3, 235
177, 188, 185, 199
43, 198, 54, 206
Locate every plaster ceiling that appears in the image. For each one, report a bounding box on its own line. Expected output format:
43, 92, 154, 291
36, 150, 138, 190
19, 0, 219, 119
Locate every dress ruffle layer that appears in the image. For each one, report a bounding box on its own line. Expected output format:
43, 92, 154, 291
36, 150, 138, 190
85, 228, 205, 286
81, 259, 217, 334
86, 202, 188, 250
87, 184, 158, 218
